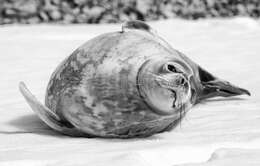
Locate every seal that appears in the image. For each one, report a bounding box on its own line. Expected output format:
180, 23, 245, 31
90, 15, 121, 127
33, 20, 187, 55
19, 20, 250, 138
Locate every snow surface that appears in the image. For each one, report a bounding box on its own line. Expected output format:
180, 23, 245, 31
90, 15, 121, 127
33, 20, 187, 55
1, 18, 260, 166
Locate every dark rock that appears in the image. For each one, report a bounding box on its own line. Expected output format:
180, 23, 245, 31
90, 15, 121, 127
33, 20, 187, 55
39, 11, 49, 21
49, 10, 62, 20
13, 0, 39, 16
28, 16, 41, 23
63, 13, 75, 23
4, 8, 17, 16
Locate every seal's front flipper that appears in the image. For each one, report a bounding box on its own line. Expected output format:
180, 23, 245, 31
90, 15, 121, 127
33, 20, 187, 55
195, 67, 250, 102
19, 82, 85, 137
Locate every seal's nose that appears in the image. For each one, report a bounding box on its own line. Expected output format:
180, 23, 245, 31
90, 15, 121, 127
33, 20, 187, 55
175, 75, 186, 86
180, 77, 185, 85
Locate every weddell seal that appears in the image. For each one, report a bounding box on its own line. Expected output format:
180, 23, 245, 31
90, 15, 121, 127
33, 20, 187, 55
19, 20, 250, 138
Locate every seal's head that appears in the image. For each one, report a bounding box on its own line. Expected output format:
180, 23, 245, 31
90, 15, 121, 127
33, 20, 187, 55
137, 58, 194, 115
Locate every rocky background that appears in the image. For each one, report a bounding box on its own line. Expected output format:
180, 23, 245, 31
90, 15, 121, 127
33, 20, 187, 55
0, 0, 260, 24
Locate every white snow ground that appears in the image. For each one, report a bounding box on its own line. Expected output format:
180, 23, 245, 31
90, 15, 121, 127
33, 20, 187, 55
0, 18, 260, 166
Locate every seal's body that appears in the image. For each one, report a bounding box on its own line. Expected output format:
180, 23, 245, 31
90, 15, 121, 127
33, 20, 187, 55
19, 21, 250, 138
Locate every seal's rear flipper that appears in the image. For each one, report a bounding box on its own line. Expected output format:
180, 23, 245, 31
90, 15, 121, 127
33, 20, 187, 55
19, 82, 85, 137
122, 20, 153, 33
195, 67, 250, 102
121, 20, 159, 37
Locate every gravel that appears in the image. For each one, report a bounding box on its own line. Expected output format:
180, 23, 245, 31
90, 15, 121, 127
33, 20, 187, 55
0, 0, 260, 24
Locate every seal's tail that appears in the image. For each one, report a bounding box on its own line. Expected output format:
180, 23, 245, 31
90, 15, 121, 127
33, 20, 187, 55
19, 82, 85, 137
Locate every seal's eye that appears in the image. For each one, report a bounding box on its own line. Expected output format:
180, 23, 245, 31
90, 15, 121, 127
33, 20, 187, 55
166, 64, 177, 72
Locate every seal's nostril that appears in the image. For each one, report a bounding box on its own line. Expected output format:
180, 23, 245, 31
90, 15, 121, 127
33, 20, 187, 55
180, 78, 185, 85
184, 82, 189, 88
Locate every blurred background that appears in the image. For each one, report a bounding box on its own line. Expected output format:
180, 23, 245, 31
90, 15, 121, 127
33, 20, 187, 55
0, 0, 260, 25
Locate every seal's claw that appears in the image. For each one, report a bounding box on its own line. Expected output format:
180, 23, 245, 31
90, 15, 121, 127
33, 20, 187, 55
216, 85, 251, 97
238, 88, 251, 96
213, 80, 250, 97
